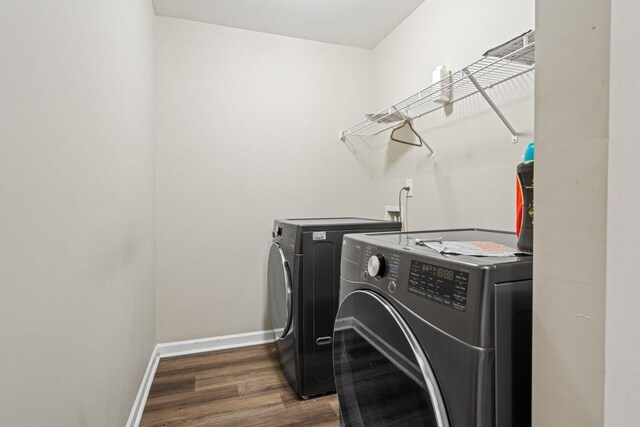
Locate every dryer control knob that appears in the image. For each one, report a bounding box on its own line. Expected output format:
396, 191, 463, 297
367, 254, 387, 278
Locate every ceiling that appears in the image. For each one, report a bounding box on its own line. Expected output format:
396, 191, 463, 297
152, 0, 425, 49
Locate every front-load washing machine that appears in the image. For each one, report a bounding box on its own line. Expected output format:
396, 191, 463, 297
267, 218, 401, 399
334, 229, 533, 426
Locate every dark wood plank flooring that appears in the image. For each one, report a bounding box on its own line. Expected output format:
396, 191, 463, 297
140, 343, 340, 427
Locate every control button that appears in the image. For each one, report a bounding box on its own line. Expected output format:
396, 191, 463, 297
388, 281, 397, 293
367, 254, 387, 278
362, 270, 369, 279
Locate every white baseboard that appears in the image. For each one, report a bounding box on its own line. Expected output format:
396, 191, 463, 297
157, 329, 276, 358
126, 330, 275, 426
126, 345, 160, 427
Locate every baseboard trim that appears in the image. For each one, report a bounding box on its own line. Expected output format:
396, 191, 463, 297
126, 330, 275, 426
157, 330, 276, 359
126, 345, 160, 427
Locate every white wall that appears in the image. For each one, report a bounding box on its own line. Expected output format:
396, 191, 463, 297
605, 0, 640, 423
0, 1, 156, 425
155, 17, 373, 341
533, 0, 611, 425
368, 0, 535, 231
155, 0, 536, 342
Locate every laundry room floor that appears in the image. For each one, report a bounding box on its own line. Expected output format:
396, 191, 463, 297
140, 343, 340, 426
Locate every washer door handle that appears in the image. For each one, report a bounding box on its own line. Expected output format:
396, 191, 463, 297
316, 336, 333, 346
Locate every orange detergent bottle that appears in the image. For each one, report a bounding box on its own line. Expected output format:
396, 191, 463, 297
516, 142, 534, 251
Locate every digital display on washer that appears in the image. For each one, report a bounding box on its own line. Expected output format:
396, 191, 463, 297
408, 260, 469, 312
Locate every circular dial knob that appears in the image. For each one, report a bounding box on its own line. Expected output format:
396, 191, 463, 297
367, 254, 387, 278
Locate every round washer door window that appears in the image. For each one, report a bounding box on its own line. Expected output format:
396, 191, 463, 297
333, 290, 449, 427
267, 242, 292, 339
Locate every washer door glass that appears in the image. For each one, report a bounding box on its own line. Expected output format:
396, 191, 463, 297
333, 290, 449, 427
267, 242, 292, 339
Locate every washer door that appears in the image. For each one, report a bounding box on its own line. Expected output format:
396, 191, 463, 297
333, 290, 449, 427
267, 242, 292, 340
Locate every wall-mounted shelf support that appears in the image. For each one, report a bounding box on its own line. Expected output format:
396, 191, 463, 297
464, 69, 519, 143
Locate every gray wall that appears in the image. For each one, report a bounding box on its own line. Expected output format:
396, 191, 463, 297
605, 0, 640, 423
369, 0, 535, 231
154, 0, 536, 343
0, 0, 157, 425
155, 17, 374, 342
533, 0, 611, 425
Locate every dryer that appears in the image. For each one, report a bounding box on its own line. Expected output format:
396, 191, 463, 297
334, 229, 533, 426
268, 218, 401, 399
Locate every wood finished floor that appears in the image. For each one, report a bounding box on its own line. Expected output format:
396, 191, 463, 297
140, 343, 340, 427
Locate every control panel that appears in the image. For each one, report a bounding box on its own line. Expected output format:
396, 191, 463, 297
408, 260, 469, 312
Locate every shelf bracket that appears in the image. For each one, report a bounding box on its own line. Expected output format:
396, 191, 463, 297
463, 68, 519, 143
